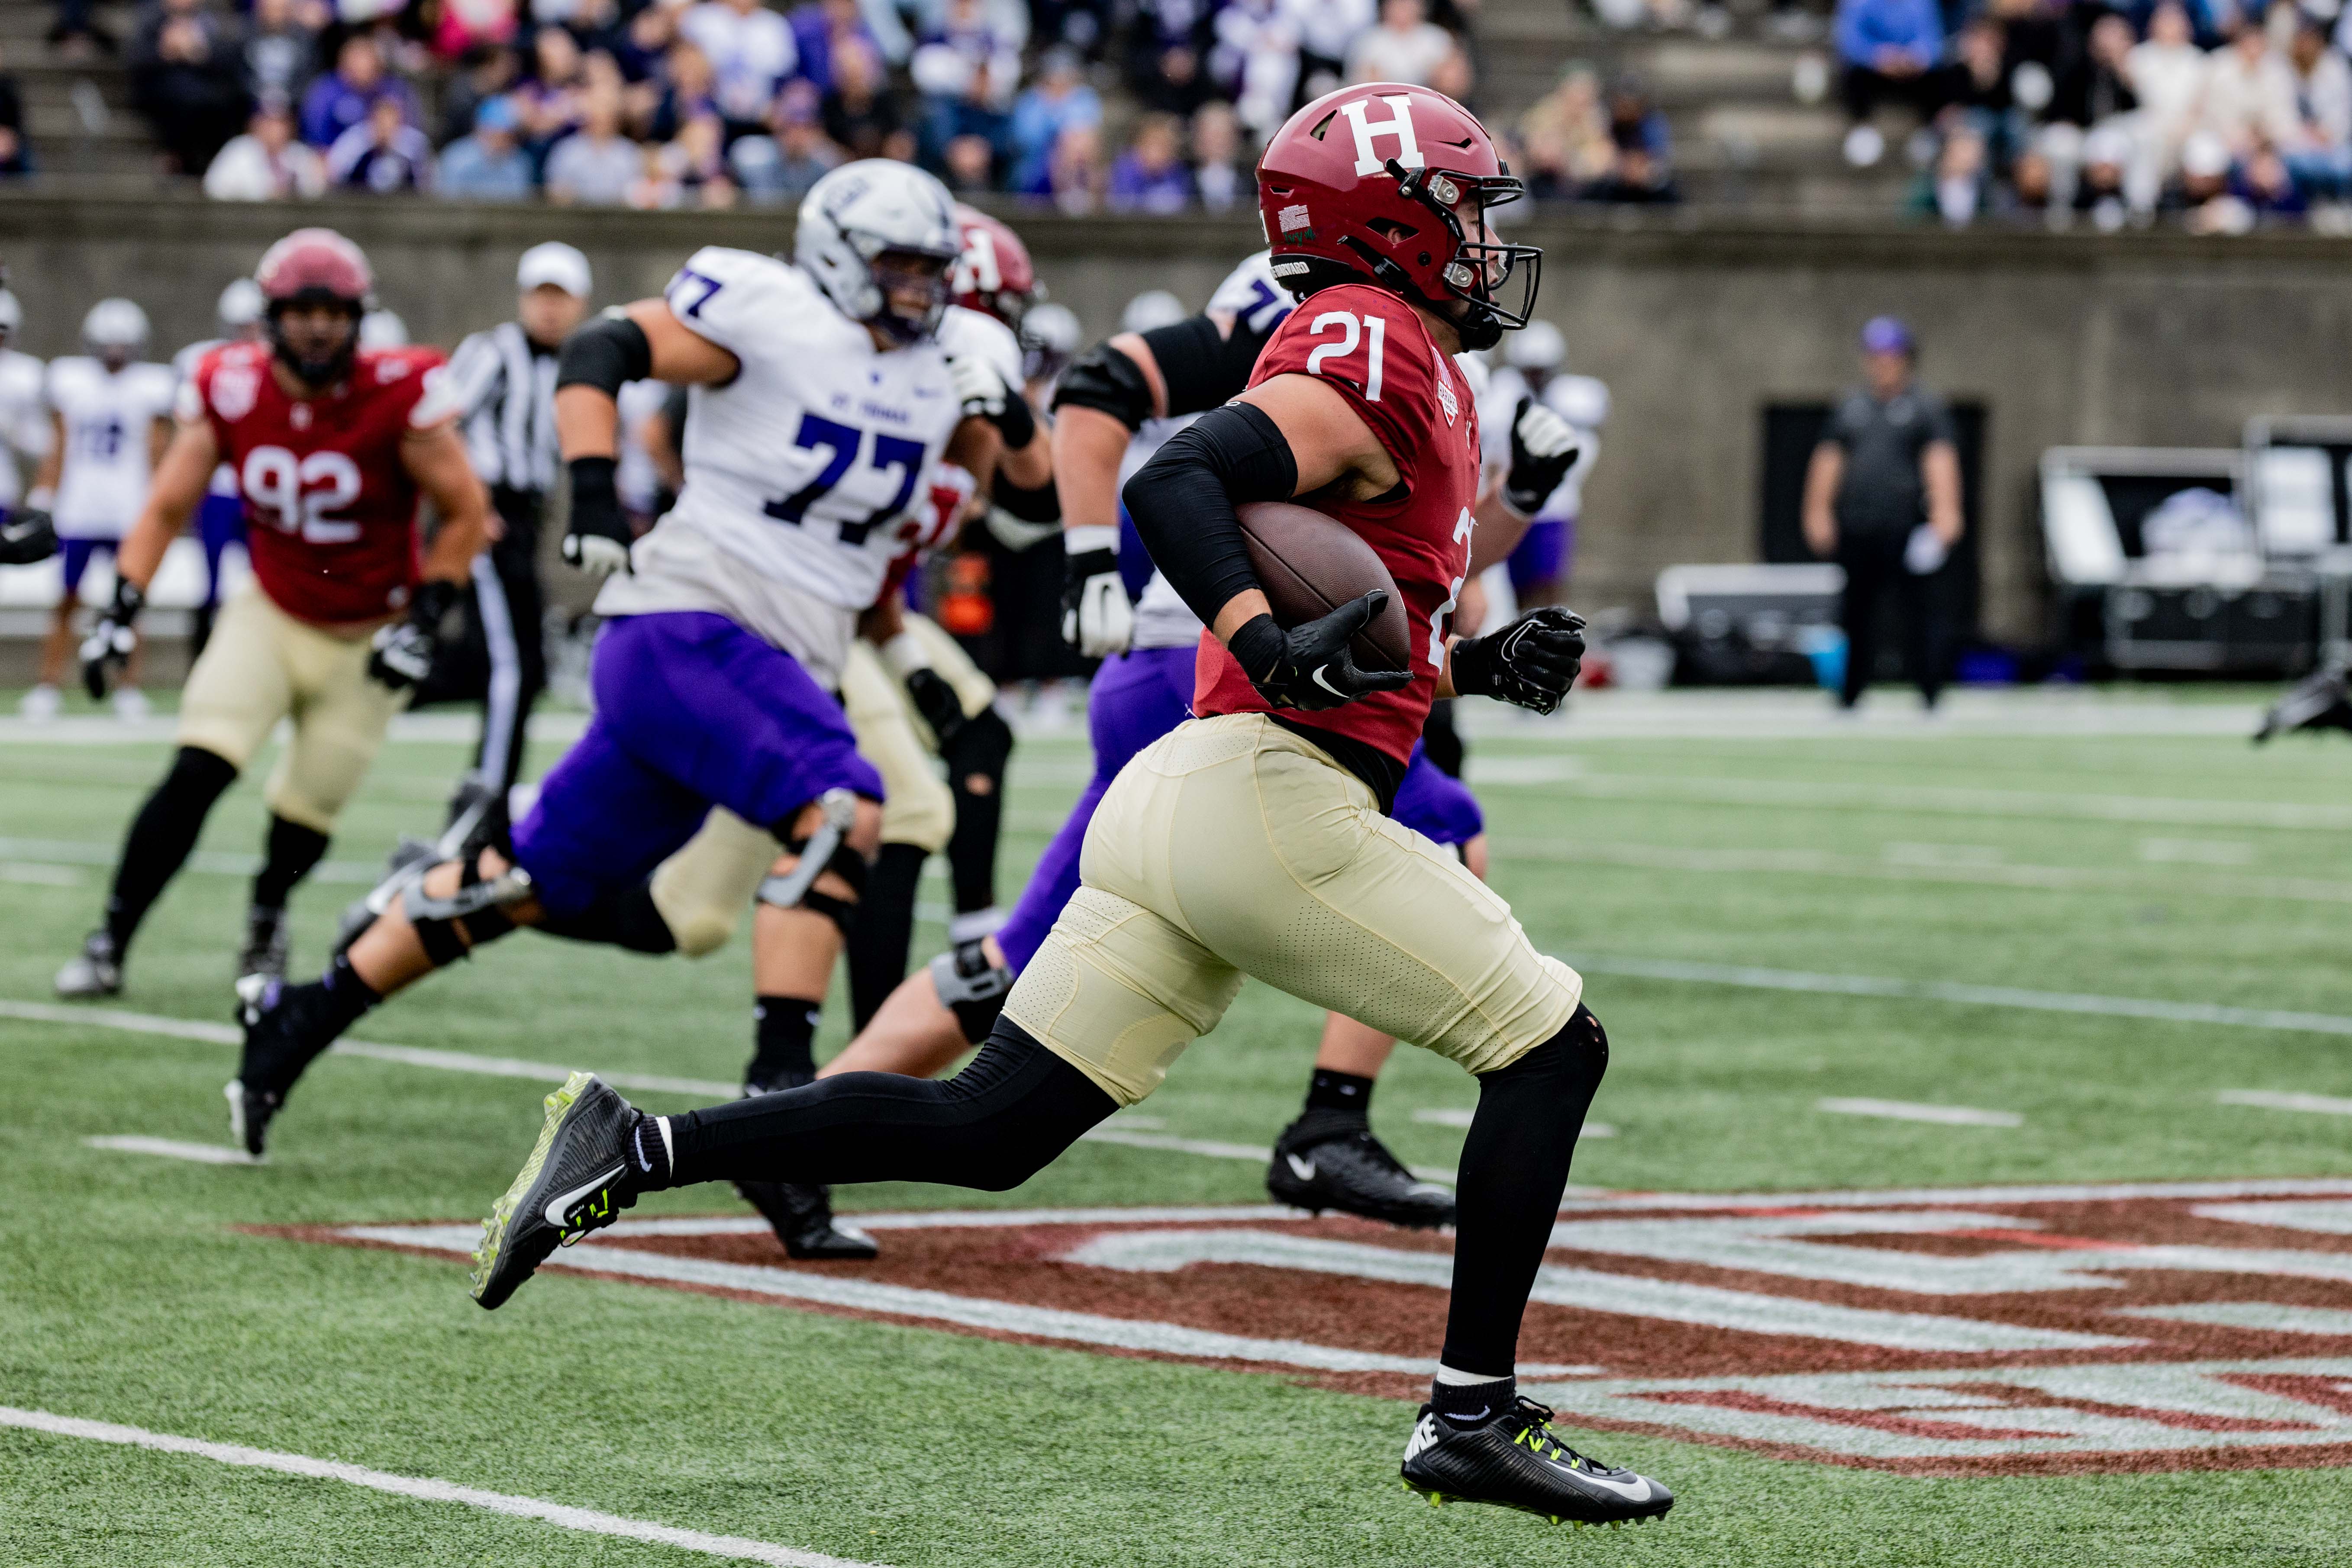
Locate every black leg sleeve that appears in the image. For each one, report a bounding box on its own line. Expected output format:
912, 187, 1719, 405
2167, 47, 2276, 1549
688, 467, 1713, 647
252, 814, 330, 910
1439, 1005, 1610, 1378
665, 1020, 1117, 1191
942, 707, 1013, 916
105, 745, 240, 953
845, 841, 928, 1031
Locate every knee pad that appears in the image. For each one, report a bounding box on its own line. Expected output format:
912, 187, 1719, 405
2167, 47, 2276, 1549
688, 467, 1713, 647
942, 706, 1013, 788
929, 940, 1015, 1045
403, 849, 534, 968
761, 788, 869, 939
537, 879, 679, 955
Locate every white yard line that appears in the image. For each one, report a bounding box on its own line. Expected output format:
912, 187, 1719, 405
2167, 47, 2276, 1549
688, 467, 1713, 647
2113, 1302, 2352, 1335
2218, 1090, 2352, 1116
1816, 1099, 2024, 1128
1412, 1107, 1616, 1138
0, 837, 383, 885
1557, 952, 2352, 1038
82, 1135, 258, 1165
0, 1405, 880, 1568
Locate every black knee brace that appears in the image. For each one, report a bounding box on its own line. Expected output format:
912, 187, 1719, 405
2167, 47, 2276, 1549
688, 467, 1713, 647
929, 940, 1014, 1045
537, 878, 678, 955
761, 787, 868, 939
404, 848, 531, 967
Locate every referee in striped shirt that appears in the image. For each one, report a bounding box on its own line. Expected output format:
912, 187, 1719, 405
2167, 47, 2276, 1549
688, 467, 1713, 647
416, 242, 592, 817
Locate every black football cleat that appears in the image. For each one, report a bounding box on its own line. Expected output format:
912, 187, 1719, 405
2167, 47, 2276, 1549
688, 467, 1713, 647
236, 904, 291, 990
1401, 1397, 1673, 1526
1267, 1109, 1456, 1229
55, 929, 123, 998
471, 1072, 644, 1310
224, 1078, 280, 1160
736, 1180, 880, 1260
2255, 667, 2352, 744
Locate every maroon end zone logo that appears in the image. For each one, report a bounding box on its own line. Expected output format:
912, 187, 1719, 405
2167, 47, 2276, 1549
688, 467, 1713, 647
289, 1176, 2352, 1477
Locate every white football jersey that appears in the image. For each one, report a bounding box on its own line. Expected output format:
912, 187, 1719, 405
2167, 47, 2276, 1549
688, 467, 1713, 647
47, 356, 177, 538
0, 347, 50, 508
594, 247, 962, 684
1479, 364, 1607, 521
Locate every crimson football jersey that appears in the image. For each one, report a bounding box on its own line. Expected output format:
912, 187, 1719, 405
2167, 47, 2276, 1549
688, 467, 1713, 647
184, 342, 458, 626
1194, 283, 1482, 767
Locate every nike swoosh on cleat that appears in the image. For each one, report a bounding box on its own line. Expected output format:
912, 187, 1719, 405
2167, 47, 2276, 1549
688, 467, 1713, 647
1285, 1154, 1316, 1181
544, 1165, 624, 1229
1572, 1471, 1652, 1502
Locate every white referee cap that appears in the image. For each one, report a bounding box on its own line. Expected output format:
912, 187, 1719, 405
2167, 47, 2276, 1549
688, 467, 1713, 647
518, 242, 592, 299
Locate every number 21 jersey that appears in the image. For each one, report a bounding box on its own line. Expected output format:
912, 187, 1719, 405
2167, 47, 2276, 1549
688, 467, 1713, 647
186, 340, 457, 626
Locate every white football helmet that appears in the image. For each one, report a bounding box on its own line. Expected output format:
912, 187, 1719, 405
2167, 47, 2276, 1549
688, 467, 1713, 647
1504, 319, 1565, 373
83, 297, 150, 352
796, 159, 960, 344
0, 288, 20, 338
359, 308, 409, 349
1120, 290, 1185, 334
218, 277, 265, 331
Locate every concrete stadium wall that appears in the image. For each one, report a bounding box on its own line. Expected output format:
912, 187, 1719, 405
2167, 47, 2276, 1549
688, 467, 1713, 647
3, 194, 2348, 645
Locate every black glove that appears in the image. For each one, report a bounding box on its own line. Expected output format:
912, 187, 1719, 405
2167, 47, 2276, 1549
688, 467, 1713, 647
1449, 606, 1587, 716
0, 506, 56, 565
904, 666, 967, 749
79, 576, 143, 700
949, 349, 1038, 449
368, 578, 460, 690
1225, 592, 1413, 713
1503, 395, 1582, 517
562, 455, 632, 576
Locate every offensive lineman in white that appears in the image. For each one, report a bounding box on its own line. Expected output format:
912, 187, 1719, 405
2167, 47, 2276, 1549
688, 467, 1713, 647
232, 161, 1019, 1155
1476, 319, 1605, 616
0, 285, 55, 566
24, 299, 177, 720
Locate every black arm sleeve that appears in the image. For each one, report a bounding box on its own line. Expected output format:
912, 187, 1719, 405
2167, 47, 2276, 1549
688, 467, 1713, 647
1121, 401, 1298, 632
992, 469, 1061, 523
1141, 314, 1277, 418
555, 312, 653, 398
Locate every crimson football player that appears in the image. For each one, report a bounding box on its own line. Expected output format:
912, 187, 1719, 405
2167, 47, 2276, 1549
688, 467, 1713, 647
468, 85, 1665, 1528
58, 228, 491, 1003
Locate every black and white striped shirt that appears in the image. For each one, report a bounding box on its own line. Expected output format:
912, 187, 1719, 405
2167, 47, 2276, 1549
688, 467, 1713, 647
447, 320, 560, 494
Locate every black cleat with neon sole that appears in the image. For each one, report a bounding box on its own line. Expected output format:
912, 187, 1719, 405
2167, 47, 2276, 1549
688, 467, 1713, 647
1400, 1397, 1673, 1526
471, 1072, 645, 1310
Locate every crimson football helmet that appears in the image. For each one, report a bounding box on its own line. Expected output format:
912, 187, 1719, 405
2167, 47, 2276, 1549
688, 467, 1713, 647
1256, 83, 1539, 352
949, 205, 1040, 330
255, 228, 374, 386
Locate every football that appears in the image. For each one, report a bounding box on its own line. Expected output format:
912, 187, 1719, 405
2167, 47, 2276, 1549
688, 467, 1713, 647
1236, 500, 1413, 673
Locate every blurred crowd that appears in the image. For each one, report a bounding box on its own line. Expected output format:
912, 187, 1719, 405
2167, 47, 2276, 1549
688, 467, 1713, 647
1832, 0, 2352, 231
61, 0, 1483, 210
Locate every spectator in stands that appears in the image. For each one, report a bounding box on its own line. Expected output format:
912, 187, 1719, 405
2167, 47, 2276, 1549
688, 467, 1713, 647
2281, 12, 2351, 197
1919, 119, 1987, 225
646, 39, 719, 141
2199, 13, 2299, 157
1518, 64, 1617, 199
1045, 119, 1107, 211
130, 0, 251, 176
732, 77, 840, 199
326, 93, 434, 191
1192, 99, 1244, 209
2233, 140, 2308, 219
822, 37, 909, 160
514, 25, 591, 162
438, 92, 535, 198
611, 1, 676, 85
300, 33, 417, 148
0, 46, 27, 176
439, 42, 520, 143
1595, 71, 1676, 201
634, 107, 738, 206
2050, 11, 2138, 129
242, 0, 319, 108
912, 0, 1022, 171
1214, 0, 1303, 142
1346, 0, 1453, 86
681, 0, 798, 136
1010, 45, 1100, 193
50, 0, 118, 59
1287, 0, 1374, 104
942, 130, 996, 189
2077, 120, 2133, 226
2125, 2, 2210, 193
1128, 0, 1218, 117
2003, 140, 2056, 220
546, 75, 643, 202
1109, 110, 1194, 210
1949, 18, 2026, 168
790, 0, 876, 91
203, 98, 325, 197
434, 0, 518, 59
1834, 0, 1955, 167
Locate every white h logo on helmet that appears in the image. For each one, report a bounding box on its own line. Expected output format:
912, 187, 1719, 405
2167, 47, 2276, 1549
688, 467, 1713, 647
1341, 94, 1422, 176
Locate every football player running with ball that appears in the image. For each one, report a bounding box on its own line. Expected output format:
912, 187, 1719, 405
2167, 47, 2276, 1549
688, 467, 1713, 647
58, 230, 490, 1003
470, 86, 1667, 1528
231, 162, 1000, 1158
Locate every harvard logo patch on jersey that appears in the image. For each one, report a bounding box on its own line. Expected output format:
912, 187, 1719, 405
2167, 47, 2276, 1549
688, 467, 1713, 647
1433, 352, 1459, 427
210, 363, 261, 422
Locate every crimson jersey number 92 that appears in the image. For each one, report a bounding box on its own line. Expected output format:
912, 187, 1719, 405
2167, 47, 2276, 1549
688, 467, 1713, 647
242, 445, 363, 544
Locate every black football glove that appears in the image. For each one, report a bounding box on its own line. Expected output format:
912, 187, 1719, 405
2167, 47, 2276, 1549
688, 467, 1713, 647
1449, 606, 1587, 716
904, 666, 968, 749
79, 575, 143, 700
1503, 396, 1582, 516
368, 578, 460, 690
949, 348, 1038, 449
1226, 592, 1413, 713
0, 505, 56, 565
562, 455, 632, 576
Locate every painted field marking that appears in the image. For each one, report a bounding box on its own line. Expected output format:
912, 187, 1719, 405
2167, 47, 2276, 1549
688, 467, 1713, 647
2218, 1090, 2352, 1117
83, 1135, 258, 1165
2192, 1200, 2352, 1236
1556, 952, 2352, 1039
340, 1224, 1553, 1375
0, 1405, 880, 1568
0, 836, 382, 884
0, 861, 79, 886
1816, 1099, 2024, 1129
1413, 1107, 1616, 1138
604, 1206, 1306, 1239
2139, 838, 2255, 866
2114, 1302, 2352, 1335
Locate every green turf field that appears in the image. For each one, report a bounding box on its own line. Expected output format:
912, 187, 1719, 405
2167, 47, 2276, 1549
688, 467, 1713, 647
6, 687, 2352, 1565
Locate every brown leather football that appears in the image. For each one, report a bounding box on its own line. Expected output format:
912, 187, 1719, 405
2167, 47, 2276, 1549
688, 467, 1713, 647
1236, 500, 1412, 674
